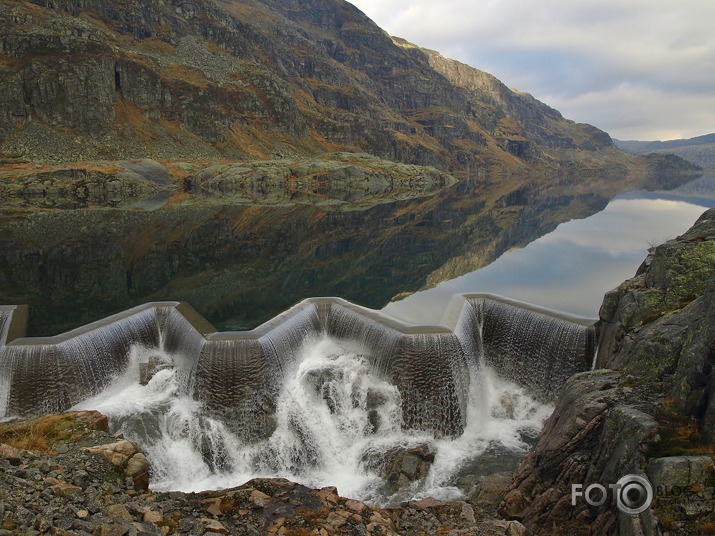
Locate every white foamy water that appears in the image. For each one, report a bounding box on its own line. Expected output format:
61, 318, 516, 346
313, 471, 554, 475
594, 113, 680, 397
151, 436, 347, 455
74, 337, 552, 505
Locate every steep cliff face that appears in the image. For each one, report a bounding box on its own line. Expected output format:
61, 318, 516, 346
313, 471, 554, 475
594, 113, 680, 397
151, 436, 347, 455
597, 209, 715, 440
0, 0, 680, 177
402, 40, 612, 153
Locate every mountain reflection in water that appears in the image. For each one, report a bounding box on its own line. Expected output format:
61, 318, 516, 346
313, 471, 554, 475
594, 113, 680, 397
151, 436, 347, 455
384, 174, 715, 322
0, 173, 712, 336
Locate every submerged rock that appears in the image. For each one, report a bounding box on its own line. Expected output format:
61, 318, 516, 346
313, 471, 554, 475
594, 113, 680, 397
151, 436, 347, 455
361, 444, 436, 494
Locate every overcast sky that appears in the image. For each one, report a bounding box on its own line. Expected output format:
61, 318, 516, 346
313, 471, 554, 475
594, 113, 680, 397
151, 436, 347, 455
349, 0, 714, 141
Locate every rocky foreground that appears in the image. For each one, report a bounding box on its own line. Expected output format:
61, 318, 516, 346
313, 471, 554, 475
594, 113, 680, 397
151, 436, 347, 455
1, 210, 714, 536
0, 411, 527, 535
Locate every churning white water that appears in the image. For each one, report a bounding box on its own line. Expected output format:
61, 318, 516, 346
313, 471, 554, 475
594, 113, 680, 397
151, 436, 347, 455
74, 337, 552, 505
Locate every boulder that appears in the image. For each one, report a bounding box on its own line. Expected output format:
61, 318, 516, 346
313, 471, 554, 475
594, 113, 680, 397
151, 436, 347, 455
499, 370, 659, 534
85, 439, 151, 491
85, 440, 140, 468
647, 456, 715, 489
0, 443, 22, 465
364, 444, 436, 493
469, 472, 513, 508
125, 452, 151, 491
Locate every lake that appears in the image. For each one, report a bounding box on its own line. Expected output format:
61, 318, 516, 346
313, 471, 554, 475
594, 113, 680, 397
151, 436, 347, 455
383, 173, 715, 323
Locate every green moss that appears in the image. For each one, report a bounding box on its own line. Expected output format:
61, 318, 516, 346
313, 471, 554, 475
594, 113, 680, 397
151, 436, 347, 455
654, 241, 715, 307
632, 289, 666, 326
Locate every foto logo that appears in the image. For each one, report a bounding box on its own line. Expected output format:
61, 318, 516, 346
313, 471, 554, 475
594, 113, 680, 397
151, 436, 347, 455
572, 475, 653, 515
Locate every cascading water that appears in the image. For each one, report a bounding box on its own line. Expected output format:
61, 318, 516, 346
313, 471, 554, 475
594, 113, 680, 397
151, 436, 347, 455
0, 306, 162, 416
0, 309, 10, 418
74, 333, 553, 505
473, 297, 596, 399
1, 295, 597, 504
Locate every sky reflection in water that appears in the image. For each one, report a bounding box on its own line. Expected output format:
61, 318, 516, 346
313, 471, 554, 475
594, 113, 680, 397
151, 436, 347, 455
383, 196, 711, 323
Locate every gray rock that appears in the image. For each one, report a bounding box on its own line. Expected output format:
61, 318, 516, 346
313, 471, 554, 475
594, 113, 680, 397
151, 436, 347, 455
0, 443, 22, 465
383, 445, 435, 492
469, 472, 512, 508
648, 455, 715, 489
106, 503, 134, 523
85, 440, 141, 468
648, 456, 692, 489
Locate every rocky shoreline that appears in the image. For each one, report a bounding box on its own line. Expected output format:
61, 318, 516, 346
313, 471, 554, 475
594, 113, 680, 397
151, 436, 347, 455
501, 208, 715, 535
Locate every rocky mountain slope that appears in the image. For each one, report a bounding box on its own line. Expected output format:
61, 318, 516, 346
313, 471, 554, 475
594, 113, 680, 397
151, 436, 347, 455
0, 0, 695, 178
616, 134, 715, 170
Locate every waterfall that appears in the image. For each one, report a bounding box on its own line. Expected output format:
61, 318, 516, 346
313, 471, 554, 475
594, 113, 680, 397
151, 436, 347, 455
0, 304, 164, 417
470, 297, 597, 399
1, 295, 596, 421
190, 302, 325, 442
0, 308, 13, 417
161, 304, 208, 394
1, 294, 595, 503
73, 333, 553, 504
322, 301, 470, 437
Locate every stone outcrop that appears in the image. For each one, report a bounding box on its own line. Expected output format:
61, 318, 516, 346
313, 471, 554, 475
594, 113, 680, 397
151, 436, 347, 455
0, 152, 454, 211
85, 439, 151, 491
597, 208, 715, 440
501, 208, 715, 535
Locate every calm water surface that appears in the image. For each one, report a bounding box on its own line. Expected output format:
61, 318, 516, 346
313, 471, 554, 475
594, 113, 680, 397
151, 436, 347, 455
383, 176, 715, 323
1, 173, 713, 334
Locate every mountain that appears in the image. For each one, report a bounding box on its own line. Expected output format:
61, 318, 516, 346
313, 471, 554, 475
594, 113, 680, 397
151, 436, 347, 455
0, 0, 696, 178
615, 133, 715, 170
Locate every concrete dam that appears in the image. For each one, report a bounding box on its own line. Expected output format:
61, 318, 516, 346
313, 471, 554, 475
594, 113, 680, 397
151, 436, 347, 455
0, 294, 596, 435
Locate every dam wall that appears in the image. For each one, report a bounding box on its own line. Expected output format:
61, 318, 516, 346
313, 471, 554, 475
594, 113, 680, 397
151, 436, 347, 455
0, 295, 597, 438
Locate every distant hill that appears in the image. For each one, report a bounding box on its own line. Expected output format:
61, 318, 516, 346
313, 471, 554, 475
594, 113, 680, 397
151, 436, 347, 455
615, 134, 715, 170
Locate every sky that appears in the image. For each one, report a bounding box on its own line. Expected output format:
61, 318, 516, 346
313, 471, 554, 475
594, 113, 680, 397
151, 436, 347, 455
348, 0, 715, 141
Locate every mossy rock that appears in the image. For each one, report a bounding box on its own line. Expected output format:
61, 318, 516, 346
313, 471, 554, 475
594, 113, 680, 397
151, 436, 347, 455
648, 240, 715, 305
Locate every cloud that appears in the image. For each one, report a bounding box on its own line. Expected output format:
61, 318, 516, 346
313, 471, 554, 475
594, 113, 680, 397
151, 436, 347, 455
349, 0, 715, 140
549, 84, 715, 140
